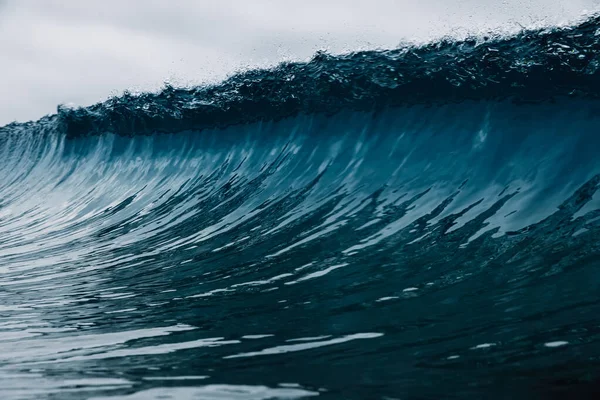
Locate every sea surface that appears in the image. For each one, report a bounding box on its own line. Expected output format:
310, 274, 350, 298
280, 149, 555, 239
1, 15, 600, 400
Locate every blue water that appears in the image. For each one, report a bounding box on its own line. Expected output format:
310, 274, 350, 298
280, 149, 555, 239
2, 16, 600, 400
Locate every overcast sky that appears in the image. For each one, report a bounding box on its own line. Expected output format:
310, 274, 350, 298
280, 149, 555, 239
0, 0, 598, 125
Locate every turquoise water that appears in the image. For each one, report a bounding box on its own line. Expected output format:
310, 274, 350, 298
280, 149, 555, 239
1, 16, 600, 400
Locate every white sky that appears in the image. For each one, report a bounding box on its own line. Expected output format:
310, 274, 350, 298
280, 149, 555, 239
0, 0, 598, 125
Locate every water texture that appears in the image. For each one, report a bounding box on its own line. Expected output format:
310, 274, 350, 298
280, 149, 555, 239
1, 15, 600, 400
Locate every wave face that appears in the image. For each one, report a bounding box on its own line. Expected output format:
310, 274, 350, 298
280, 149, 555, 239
2, 17, 600, 400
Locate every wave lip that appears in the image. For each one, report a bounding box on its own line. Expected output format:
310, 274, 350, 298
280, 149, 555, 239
3, 14, 600, 138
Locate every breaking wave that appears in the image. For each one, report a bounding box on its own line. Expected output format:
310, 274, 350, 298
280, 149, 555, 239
1, 15, 600, 400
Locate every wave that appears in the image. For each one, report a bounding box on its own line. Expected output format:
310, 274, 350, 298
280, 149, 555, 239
1, 14, 600, 400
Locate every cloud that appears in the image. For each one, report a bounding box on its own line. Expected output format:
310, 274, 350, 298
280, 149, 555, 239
0, 0, 597, 125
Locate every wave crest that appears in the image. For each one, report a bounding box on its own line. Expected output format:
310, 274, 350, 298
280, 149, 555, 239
3, 14, 600, 138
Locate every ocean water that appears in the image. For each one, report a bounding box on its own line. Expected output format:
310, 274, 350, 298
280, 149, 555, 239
2, 15, 600, 400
